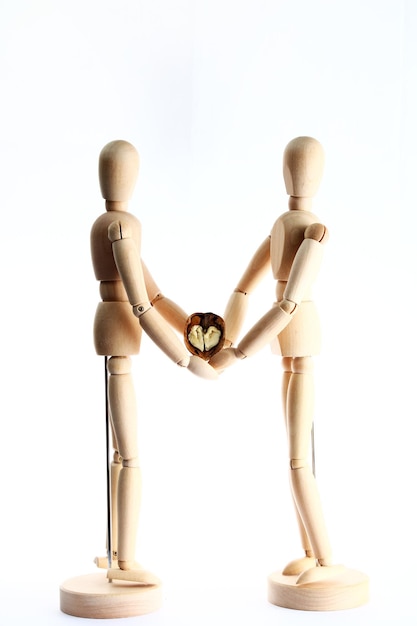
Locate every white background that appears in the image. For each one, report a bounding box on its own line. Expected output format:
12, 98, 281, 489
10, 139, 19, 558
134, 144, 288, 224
1, 1, 416, 624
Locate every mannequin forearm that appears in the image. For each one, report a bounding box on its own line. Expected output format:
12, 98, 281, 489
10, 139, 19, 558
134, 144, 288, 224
223, 291, 249, 347
223, 236, 271, 346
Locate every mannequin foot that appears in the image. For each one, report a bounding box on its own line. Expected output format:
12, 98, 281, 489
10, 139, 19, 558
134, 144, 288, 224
282, 555, 316, 576
296, 563, 346, 586
107, 561, 161, 586
94, 555, 117, 569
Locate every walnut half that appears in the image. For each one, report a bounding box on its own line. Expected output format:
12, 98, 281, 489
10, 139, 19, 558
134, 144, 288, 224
184, 312, 225, 361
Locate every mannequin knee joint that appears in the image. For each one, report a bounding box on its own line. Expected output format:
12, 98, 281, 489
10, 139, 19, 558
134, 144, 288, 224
290, 458, 307, 470
122, 457, 140, 468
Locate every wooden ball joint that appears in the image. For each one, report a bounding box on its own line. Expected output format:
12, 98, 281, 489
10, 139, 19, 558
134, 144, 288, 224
210, 136, 369, 611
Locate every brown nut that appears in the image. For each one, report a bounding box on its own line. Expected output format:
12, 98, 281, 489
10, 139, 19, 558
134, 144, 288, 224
184, 312, 225, 361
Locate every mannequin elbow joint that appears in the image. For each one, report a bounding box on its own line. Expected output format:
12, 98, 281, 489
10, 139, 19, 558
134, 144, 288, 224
280, 299, 297, 315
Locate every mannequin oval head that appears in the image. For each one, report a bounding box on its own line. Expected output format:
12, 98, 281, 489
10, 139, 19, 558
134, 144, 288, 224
283, 136, 324, 198
99, 140, 140, 203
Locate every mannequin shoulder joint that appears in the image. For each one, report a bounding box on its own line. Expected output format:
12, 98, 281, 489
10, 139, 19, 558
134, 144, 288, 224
108, 219, 133, 243
304, 222, 329, 244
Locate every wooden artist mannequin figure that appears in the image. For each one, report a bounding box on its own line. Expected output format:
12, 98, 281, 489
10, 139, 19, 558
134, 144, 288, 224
92, 140, 217, 580
60, 140, 216, 619
210, 137, 368, 610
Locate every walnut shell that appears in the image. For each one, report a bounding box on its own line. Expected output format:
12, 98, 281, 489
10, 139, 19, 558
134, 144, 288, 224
184, 312, 225, 361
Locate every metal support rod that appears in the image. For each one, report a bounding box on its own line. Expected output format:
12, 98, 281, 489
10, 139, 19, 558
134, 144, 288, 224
104, 356, 112, 570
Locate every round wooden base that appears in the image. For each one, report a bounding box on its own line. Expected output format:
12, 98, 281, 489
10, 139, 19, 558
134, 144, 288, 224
268, 569, 369, 612
60, 573, 163, 619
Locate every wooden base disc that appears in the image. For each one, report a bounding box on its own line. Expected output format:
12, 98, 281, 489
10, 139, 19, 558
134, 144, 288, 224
268, 568, 369, 612
60, 573, 163, 619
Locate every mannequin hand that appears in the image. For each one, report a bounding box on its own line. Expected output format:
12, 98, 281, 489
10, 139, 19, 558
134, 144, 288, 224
187, 355, 218, 380
209, 347, 245, 372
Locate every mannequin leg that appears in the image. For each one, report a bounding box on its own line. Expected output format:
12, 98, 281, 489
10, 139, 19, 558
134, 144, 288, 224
107, 356, 141, 570
281, 357, 315, 575
286, 357, 332, 570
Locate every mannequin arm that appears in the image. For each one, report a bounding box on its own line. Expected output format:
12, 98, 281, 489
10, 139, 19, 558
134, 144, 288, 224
108, 220, 189, 366
239, 223, 328, 357
211, 224, 327, 369
141, 260, 188, 334
108, 220, 217, 379
223, 236, 271, 346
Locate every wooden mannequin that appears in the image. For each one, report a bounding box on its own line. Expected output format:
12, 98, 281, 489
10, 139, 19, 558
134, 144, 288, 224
210, 137, 369, 610
92, 138, 216, 571
60, 140, 216, 618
